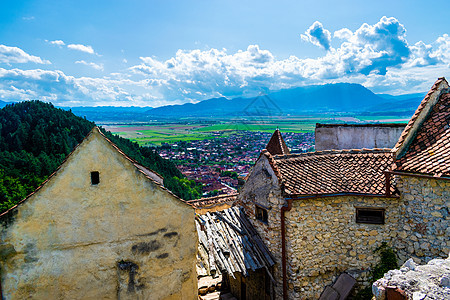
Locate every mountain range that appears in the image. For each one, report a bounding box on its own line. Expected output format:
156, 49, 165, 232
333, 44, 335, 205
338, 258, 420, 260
2, 83, 425, 121
143, 83, 424, 119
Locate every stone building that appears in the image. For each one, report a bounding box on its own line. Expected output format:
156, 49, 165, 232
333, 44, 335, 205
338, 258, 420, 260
239, 78, 450, 299
0, 127, 197, 299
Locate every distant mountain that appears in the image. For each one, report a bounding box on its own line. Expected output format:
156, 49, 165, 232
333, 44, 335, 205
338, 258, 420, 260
1, 84, 426, 122
0, 100, 13, 108
146, 83, 394, 117
366, 94, 425, 116
377, 92, 425, 101
70, 106, 152, 122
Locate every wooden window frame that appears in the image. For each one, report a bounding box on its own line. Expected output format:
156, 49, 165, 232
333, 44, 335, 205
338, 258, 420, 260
255, 204, 268, 224
356, 207, 385, 224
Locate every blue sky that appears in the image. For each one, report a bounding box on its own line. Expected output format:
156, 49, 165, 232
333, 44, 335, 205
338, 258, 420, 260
0, 0, 449, 107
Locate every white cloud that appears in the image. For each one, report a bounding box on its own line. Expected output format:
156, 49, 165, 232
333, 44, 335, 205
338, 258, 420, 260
301, 21, 332, 51
1, 17, 449, 107
67, 44, 95, 54
49, 40, 65, 47
334, 28, 352, 40
126, 17, 449, 103
75, 60, 104, 71
0, 45, 50, 64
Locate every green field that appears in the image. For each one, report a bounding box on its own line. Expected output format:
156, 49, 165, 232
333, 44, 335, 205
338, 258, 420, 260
102, 114, 408, 146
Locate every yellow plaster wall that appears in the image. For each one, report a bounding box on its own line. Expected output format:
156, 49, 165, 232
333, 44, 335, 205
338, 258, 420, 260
0, 129, 197, 299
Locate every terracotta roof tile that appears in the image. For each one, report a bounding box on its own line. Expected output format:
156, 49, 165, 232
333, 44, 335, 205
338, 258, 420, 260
393, 77, 449, 155
265, 129, 290, 155
267, 149, 396, 196
392, 91, 450, 177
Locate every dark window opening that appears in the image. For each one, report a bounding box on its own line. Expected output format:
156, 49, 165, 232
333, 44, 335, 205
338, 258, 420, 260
256, 205, 268, 224
356, 208, 385, 224
91, 171, 100, 185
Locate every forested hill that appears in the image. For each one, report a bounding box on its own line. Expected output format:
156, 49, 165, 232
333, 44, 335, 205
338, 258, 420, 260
0, 101, 201, 213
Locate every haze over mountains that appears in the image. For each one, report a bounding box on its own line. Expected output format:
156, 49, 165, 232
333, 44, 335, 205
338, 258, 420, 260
146, 83, 424, 118
1, 83, 425, 121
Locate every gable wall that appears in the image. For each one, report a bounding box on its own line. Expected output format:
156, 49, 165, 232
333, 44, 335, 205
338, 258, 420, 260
238, 155, 284, 299
0, 131, 197, 300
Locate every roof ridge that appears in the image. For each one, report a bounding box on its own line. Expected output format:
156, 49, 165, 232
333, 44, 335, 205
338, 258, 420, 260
392, 77, 449, 158
391, 89, 450, 177
0, 127, 97, 218
0, 126, 191, 218
96, 127, 164, 181
94, 127, 191, 204
273, 148, 392, 160
261, 149, 283, 181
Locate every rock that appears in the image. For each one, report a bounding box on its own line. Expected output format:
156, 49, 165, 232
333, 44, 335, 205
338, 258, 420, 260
440, 275, 450, 288
412, 291, 426, 300
402, 258, 417, 271
372, 279, 387, 300
373, 255, 450, 299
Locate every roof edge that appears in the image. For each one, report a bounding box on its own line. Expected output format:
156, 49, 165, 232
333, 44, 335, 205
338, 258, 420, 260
284, 192, 400, 200
272, 148, 392, 160
0, 126, 97, 219
94, 127, 193, 207
392, 77, 449, 159
0, 126, 193, 218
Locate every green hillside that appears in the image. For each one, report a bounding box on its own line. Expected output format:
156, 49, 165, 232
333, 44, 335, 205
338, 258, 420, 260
0, 101, 201, 213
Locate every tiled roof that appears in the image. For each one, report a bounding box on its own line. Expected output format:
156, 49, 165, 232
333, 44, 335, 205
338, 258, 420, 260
187, 193, 238, 208
393, 77, 449, 156
263, 149, 396, 196
265, 129, 290, 155
392, 91, 450, 177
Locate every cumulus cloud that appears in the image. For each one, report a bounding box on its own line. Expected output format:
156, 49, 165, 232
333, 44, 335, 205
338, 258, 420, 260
67, 44, 95, 54
0, 45, 50, 64
75, 60, 104, 71
0, 67, 148, 106
1, 17, 449, 106
126, 17, 449, 103
301, 21, 332, 50
334, 28, 352, 40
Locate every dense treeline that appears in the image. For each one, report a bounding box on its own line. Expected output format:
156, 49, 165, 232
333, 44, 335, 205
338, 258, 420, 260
0, 101, 201, 213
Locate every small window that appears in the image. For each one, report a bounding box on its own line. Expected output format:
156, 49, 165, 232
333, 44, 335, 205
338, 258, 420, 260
356, 208, 385, 224
91, 171, 100, 185
256, 205, 268, 223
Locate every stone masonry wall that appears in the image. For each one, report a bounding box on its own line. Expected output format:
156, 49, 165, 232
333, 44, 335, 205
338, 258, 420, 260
239, 155, 284, 299
285, 195, 402, 299
395, 176, 450, 264
239, 157, 449, 300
